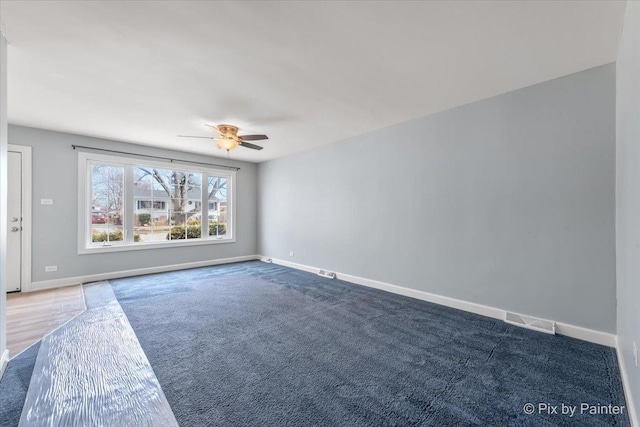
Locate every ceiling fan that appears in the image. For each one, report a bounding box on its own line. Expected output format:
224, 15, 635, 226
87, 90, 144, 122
178, 124, 268, 151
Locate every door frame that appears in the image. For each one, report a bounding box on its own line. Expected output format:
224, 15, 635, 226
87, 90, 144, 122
7, 144, 31, 292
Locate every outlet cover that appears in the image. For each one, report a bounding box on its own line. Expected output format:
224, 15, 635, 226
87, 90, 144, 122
40, 199, 54, 205
289, 251, 294, 257
45, 265, 58, 272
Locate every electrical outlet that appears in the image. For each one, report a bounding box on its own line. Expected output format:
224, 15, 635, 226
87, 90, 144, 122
633, 342, 638, 367
45, 265, 58, 272
289, 251, 294, 257
40, 199, 54, 205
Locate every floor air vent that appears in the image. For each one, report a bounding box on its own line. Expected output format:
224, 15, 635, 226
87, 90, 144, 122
317, 270, 336, 279
504, 312, 556, 335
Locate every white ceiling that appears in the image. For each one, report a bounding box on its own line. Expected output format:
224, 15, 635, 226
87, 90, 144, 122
0, 1, 626, 163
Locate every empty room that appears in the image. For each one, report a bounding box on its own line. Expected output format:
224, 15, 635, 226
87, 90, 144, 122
0, 1, 638, 426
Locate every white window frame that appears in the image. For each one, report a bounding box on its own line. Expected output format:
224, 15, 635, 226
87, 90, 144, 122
77, 152, 236, 254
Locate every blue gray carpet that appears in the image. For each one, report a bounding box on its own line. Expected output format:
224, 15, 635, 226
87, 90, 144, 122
0, 343, 40, 427
110, 261, 629, 426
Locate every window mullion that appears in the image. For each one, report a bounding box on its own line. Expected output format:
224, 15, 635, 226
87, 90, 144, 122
202, 173, 209, 239
124, 165, 135, 243
227, 173, 233, 240
86, 160, 92, 248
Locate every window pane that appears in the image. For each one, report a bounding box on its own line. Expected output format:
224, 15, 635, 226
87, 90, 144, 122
91, 210, 106, 225
134, 167, 152, 198
92, 225, 123, 242
208, 175, 228, 237
134, 203, 149, 226
134, 225, 168, 243
209, 218, 226, 237
171, 185, 185, 199
208, 176, 227, 201
152, 168, 173, 192
135, 193, 168, 243
91, 223, 107, 241
169, 213, 187, 240
171, 199, 187, 213
189, 174, 202, 187
91, 164, 124, 244
185, 199, 201, 215
187, 185, 202, 199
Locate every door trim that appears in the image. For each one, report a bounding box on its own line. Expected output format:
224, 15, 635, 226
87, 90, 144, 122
8, 144, 31, 292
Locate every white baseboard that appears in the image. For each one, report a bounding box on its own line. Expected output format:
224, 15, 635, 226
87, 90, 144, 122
262, 255, 616, 347
0, 349, 9, 380
617, 337, 639, 427
261, 257, 318, 275
554, 322, 616, 347
338, 270, 505, 320
29, 255, 260, 292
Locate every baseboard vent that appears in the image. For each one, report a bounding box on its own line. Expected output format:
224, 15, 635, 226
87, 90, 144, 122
505, 312, 556, 335
317, 270, 336, 279
261, 257, 273, 263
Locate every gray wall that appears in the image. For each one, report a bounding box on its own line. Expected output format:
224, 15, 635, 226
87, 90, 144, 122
1, 33, 8, 360
8, 125, 258, 283
258, 63, 616, 333
616, 0, 640, 414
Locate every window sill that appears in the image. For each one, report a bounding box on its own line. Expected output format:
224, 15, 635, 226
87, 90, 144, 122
78, 236, 236, 254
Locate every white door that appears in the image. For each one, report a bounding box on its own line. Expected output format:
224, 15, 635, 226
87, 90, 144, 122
7, 150, 22, 292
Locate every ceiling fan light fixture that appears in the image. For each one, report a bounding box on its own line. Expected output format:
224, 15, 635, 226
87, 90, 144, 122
179, 123, 267, 151
217, 138, 238, 151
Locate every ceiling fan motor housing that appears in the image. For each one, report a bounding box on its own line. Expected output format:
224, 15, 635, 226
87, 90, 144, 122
217, 124, 239, 138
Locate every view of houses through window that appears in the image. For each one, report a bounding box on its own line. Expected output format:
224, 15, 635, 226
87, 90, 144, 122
88, 157, 230, 249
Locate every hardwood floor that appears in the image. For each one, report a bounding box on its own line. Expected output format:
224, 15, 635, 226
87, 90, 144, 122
6, 285, 86, 358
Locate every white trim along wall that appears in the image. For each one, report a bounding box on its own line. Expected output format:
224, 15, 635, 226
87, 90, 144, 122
617, 336, 639, 427
30, 254, 258, 292
0, 30, 9, 380
7, 144, 32, 293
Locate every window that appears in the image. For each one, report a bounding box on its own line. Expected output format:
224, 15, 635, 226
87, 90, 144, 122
78, 152, 235, 253
136, 200, 167, 210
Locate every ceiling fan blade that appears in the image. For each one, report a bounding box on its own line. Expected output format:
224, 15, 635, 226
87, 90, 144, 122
177, 135, 216, 139
204, 124, 220, 133
239, 141, 264, 150
239, 134, 269, 141
178, 135, 218, 139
